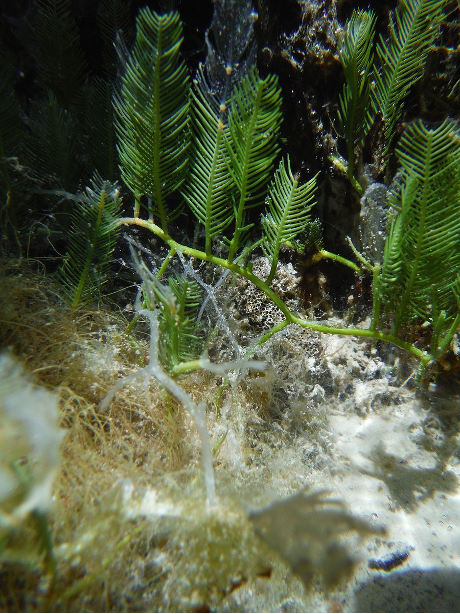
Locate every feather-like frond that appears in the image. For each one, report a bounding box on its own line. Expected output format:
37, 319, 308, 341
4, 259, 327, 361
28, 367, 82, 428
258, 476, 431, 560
225, 68, 282, 261
226, 68, 282, 207
181, 86, 235, 255
146, 275, 205, 373
79, 78, 118, 182
57, 177, 122, 310
261, 157, 317, 284
338, 10, 376, 180
379, 118, 460, 341
27, 92, 79, 192
114, 9, 190, 230
181, 0, 258, 256
303, 219, 324, 253
97, 0, 134, 78
30, 0, 87, 108
373, 0, 446, 158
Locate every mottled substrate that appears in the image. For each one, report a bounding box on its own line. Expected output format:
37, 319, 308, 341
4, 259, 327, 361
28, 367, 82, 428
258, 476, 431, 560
0, 260, 458, 613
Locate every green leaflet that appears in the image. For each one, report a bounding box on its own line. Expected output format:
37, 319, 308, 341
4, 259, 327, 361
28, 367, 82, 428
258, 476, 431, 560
261, 157, 318, 285
378, 119, 460, 346
57, 177, 122, 310
114, 9, 190, 230
373, 0, 446, 160
337, 10, 376, 186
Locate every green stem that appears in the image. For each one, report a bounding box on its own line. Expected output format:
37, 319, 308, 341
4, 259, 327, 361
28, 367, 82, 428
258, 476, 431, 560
157, 247, 176, 279
206, 124, 224, 256
125, 314, 140, 335
330, 155, 364, 196
346, 236, 374, 271
370, 265, 382, 331
250, 319, 291, 353
171, 359, 205, 375
152, 24, 169, 235
435, 311, 460, 359
319, 249, 362, 273
235, 237, 265, 263
116, 216, 430, 365
344, 61, 358, 183
134, 191, 141, 217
